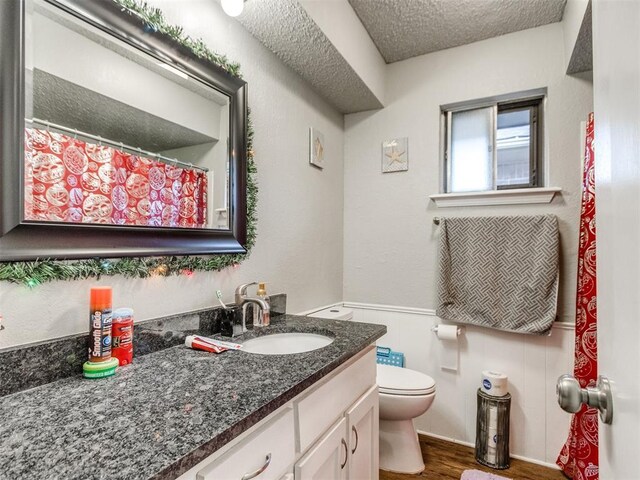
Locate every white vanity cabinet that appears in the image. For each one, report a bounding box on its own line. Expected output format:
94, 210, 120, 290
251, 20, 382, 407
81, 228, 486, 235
176, 346, 378, 480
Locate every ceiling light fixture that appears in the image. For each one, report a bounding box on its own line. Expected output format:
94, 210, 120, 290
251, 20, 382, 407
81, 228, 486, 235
221, 0, 244, 17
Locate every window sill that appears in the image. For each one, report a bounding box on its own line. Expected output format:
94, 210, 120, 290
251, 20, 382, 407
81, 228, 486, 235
429, 187, 562, 208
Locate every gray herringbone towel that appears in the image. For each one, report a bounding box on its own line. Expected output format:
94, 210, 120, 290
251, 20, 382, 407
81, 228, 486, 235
436, 215, 559, 335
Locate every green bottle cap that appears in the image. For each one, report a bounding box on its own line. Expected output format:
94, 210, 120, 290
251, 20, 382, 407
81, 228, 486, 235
83, 358, 119, 379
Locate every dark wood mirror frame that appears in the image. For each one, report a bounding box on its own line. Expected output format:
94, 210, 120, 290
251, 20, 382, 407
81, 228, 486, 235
0, 0, 248, 261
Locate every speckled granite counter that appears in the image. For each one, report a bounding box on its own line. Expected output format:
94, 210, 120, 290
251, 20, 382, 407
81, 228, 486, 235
0, 315, 386, 480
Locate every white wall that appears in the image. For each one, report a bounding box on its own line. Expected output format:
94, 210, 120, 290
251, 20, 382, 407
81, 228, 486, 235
0, 0, 345, 348
346, 303, 574, 467
344, 22, 593, 323
343, 23, 593, 465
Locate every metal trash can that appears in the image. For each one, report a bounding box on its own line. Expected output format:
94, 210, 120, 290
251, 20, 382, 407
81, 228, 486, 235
475, 388, 511, 469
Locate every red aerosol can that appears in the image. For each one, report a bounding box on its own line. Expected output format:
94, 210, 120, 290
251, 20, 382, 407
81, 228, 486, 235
111, 308, 134, 366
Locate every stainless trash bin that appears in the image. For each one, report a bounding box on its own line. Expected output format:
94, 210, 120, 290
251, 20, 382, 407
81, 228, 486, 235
475, 388, 511, 469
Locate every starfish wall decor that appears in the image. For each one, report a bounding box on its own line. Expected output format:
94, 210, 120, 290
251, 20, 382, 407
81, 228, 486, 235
382, 137, 409, 173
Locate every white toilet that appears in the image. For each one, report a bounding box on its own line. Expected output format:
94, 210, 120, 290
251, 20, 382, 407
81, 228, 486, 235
377, 364, 436, 474
310, 306, 437, 475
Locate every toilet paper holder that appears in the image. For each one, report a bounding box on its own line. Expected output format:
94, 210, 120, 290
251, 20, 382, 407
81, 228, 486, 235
431, 325, 463, 335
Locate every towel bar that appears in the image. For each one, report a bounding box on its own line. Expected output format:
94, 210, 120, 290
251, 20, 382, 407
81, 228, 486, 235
433, 217, 441, 225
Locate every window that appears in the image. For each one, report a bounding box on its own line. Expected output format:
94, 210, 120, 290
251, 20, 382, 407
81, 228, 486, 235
442, 93, 543, 193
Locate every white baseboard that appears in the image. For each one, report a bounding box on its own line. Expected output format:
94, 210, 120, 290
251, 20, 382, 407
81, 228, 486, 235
417, 430, 561, 471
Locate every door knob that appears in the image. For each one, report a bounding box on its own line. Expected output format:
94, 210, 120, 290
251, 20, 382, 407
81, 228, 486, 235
556, 374, 613, 425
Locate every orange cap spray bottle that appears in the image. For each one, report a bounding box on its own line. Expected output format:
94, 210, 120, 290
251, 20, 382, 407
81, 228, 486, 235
83, 287, 118, 378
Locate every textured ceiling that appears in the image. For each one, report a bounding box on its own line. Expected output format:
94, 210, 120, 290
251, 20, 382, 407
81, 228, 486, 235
236, 0, 383, 113
348, 0, 567, 63
566, 0, 592, 74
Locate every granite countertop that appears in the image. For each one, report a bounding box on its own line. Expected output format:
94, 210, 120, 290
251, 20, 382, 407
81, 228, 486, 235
0, 315, 386, 480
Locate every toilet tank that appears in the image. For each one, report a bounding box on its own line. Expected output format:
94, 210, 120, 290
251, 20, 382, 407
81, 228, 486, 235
308, 306, 353, 321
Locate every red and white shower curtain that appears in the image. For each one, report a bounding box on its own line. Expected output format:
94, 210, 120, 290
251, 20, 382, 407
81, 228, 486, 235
24, 128, 208, 228
557, 112, 598, 480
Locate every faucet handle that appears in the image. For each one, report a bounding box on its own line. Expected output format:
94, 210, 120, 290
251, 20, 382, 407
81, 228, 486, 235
234, 282, 258, 304
235, 282, 258, 295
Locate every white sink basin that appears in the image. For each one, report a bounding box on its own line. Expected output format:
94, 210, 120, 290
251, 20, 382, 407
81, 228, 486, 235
241, 332, 333, 355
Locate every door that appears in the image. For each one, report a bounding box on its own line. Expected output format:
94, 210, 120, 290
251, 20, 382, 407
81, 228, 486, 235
295, 418, 348, 480
346, 386, 379, 480
592, 0, 640, 477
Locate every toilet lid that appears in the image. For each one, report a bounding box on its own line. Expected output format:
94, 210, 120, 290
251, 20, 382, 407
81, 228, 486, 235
377, 364, 436, 395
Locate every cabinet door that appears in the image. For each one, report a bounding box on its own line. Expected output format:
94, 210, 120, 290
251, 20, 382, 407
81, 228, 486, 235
295, 418, 348, 480
346, 386, 379, 480
296, 348, 376, 453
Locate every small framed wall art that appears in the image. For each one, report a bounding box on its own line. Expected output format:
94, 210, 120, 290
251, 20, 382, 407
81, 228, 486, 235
309, 127, 325, 169
382, 137, 408, 173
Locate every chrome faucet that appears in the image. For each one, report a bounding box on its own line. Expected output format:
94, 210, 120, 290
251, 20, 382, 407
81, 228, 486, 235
234, 282, 270, 335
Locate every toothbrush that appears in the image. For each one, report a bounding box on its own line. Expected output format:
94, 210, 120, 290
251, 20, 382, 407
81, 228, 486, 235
216, 290, 227, 309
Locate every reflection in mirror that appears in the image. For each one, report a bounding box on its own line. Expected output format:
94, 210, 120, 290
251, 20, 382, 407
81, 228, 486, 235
24, 0, 231, 230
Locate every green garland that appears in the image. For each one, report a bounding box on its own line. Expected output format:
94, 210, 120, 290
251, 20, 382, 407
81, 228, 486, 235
0, 0, 258, 287
116, 0, 242, 77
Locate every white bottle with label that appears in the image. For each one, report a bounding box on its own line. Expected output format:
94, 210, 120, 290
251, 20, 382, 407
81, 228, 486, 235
253, 282, 271, 327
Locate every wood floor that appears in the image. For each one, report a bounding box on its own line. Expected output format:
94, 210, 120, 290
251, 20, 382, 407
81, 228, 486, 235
379, 435, 567, 480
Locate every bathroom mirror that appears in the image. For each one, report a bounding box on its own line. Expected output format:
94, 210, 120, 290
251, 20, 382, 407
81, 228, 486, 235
0, 0, 248, 260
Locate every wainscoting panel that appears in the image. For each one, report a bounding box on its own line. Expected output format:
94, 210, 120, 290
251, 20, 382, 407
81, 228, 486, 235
343, 302, 574, 467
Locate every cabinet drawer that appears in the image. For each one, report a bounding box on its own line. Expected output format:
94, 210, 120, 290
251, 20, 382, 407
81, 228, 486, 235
296, 347, 376, 452
197, 407, 295, 480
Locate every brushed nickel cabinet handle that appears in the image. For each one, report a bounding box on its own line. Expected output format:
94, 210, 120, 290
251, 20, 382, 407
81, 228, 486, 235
241, 453, 271, 480
351, 426, 359, 454
340, 438, 348, 469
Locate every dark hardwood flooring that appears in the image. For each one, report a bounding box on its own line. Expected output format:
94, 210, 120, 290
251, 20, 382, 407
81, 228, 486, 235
380, 435, 567, 480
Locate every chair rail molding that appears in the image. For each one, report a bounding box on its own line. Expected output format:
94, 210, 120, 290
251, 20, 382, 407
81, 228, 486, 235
342, 301, 575, 330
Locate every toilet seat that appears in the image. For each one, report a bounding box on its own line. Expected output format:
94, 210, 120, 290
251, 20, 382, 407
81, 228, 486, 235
377, 364, 436, 396
379, 385, 436, 396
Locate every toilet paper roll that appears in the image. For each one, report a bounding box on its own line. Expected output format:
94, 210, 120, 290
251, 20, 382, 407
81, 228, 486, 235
488, 427, 498, 448
481, 370, 508, 397
486, 446, 497, 465
435, 324, 460, 371
435, 324, 460, 340
486, 405, 499, 464
488, 405, 498, 432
